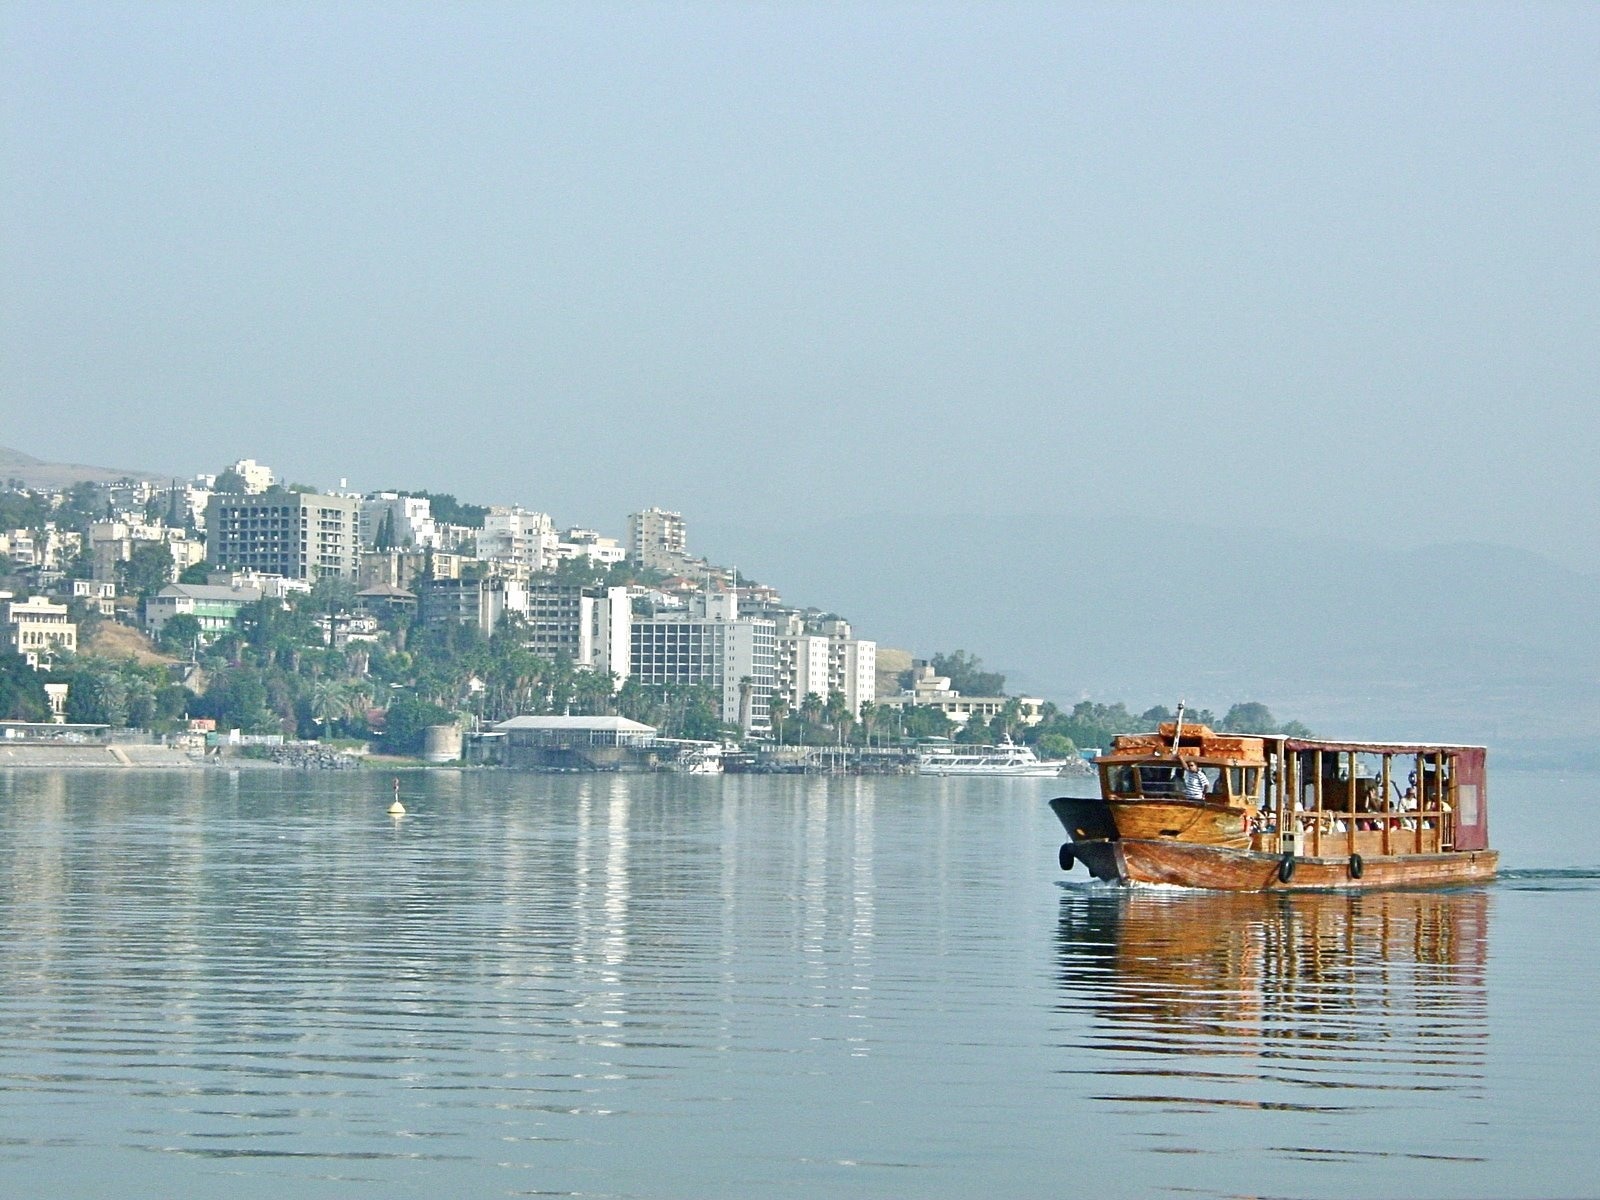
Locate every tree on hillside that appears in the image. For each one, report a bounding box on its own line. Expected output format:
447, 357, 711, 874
394, 490, 487, 528
929, 651, 1006, 697
212, 467, 247, 495
117, 541, 175, 600
158, 614, 203, 658
0, 653, 48, 721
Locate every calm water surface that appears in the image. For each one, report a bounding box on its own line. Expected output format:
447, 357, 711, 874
1, 766, 1596, 1198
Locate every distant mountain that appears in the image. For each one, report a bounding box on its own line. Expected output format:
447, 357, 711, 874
0, 445, 168, 488
699, 512, 1600, 766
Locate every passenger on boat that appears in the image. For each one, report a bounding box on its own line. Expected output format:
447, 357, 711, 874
1180, 759, 1208, 801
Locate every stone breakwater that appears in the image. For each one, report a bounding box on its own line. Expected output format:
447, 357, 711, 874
265, 744, 362, 770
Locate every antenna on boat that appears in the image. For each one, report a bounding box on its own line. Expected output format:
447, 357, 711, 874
1170, 700, 1186, 756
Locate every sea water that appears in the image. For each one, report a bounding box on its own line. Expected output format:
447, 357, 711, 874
0, 766, 1595, 1198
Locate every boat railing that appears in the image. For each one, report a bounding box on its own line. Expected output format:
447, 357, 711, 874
1270, 746, 1461, 859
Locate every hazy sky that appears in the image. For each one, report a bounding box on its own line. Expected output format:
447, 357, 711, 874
4, 3, 1597, 569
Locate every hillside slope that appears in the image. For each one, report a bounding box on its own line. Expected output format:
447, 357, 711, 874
1, 445, 168, 488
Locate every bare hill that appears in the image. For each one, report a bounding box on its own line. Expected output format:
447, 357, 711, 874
87, 622, 178, 668
1, 445, 168, 488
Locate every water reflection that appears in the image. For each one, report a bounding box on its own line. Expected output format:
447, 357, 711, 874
1055, 886, 1490, 1160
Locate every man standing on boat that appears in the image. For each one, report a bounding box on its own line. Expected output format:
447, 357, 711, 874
1180, 759, 1208, 800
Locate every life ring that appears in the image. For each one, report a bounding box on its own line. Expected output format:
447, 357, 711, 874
1277, 855, 1296, 884
1349, 853, 1364, 879
1058, 843, 1076, 872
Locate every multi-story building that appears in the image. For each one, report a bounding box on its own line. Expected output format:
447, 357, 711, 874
522, 583, 632, 680
630, 590, 776, 732
477, 507, 558, 574
358, 550, 468, 590
206, 491, 361, 581
4, 596, 77, 668
226, 459, 275, 494
144, 583, 264, 644
556, 528, 626, 568
88, 520, 205, 583
627, 508, 688, 573
771, 613, 877, 716
878, 662, 1046, 729
419, 576, 528, 637
359, 493, 438, 550
2, 526, 80, 573
71, 580, 118, 617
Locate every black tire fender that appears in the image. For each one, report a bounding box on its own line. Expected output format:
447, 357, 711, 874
1058, 843, 1076, 872
1277, 855, 1296, 884
1349, 853, 1364, 879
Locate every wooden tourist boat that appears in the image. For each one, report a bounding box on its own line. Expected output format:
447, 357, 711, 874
1050, 721, 1497, 891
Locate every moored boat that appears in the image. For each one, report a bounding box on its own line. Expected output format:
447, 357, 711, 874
1050, 722, 1496, 891
919, 740, 1063, 777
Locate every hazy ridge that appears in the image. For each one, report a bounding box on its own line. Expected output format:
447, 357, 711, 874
702, 513, 1598, 765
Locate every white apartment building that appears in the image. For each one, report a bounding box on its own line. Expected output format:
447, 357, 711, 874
227, 459, 275, 494
627, 508, 688, 573
879, 662, 1046, 729
630, 590, 776, 732
477, 507, 558, 574
4, 596, 77, 668
556, 528, 626, 567
772, 613, 877, 716
2, 526, 81, 573
359, 493, 438, 550
72, 580, 117, 617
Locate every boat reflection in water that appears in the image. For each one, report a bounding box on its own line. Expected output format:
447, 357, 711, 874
1055, 885, 1490, 1167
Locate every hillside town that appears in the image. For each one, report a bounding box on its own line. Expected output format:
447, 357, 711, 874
3, 457, 1089, 767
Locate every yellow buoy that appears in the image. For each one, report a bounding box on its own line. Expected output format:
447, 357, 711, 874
389, 777, 405, 815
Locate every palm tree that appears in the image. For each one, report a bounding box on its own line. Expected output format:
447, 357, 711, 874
799, 692, 824, 744
824, 690, 852, 745
769, 692, 790, 747
997, 698, 1024, 743
857, 700, 877, 748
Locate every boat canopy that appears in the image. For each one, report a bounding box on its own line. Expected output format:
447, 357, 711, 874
1280, 737, 1487, 756
1098, 723, 1267, 766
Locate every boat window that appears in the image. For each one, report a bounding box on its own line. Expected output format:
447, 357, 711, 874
1137, 765, 1177, 795
1243, 767, 1260, 798
1106, 764, 1137, 793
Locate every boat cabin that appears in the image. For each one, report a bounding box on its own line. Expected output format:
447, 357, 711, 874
1096, 723, 1489, 862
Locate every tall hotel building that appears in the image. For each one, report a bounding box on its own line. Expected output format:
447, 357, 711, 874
630, 591, 776, 732
626, 507, 688, 573
206, 491, 361, 581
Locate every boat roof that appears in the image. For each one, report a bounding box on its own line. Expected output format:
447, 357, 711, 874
1279, 737, 1487, 755
1101, 722, 1485, 761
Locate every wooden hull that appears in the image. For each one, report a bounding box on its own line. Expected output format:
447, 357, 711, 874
1073, 836, 1498, 892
